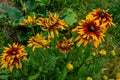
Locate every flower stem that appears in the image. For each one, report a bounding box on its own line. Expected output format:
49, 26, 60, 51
31, 25, 35, 35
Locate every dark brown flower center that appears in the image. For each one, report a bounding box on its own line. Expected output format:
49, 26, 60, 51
99, 12, 105, 18
88, 25, 95, 32
12, 51, 17, 55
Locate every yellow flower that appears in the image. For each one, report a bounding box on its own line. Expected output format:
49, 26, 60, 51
36, 12, 68, 38
103, 75, 108, 80
86, 9, 115, 32
86, 77, 93, 80
99, 49, 106, 56
111, 50, 116, 56
27, 33, 50, 51
66, 63, 73, 71
0, 43, 27, 72
20, 15, 36, 25
56, 37, 73, 53
73, 19, 104, 48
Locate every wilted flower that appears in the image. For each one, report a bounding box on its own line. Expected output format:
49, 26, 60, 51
86, 77, 93, 80
20, 15, 36, 25
27, 33, 50, 51
0, 43, 27, 72
56, 37, 73, 53
86, 9, 115, 32
99, 49, 106, 56
73, 19, 104, 48
36, 12, 68, 38
66, 63, 73, 71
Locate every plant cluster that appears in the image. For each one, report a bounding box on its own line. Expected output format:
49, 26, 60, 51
0, 0, 120, 80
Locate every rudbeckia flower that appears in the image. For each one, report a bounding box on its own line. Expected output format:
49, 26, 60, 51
27, 33, 50, 51
20, 15, 36, 25
36, 12, 68, 38
73, 19, 104, 48
56, 37, 73, 53
0, 43, 27, 72
86, 9, 115, 32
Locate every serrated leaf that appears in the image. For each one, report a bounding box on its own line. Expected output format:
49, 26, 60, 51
0, 6, 23, 20
62, 8, 78, 26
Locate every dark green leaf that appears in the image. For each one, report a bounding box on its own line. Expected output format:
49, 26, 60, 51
26, 0, 36, 12
0, 6, 23, 20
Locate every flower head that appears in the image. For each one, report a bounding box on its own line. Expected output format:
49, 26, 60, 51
20, 15, 36, 26
73, 19, 104, 48
27, 33, 50, 51
66, 63, 73, 71
86, 9, 115, 32
56, 37, 73, 53
0, 43, 27, 72
36, 12, 68, 38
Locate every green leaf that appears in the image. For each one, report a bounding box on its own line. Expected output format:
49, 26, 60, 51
62, 8, 78, 26
28, 73, 40, 80
26, 0, 36, 12
43, 56, 59, 72
46, 57, 59, 67
78, 65, 87, 79
0, 14, 6, 19
17, 32, 28, 42
36, 0, 50, 6
58, 68, 67, 80
0, 6, 23, 20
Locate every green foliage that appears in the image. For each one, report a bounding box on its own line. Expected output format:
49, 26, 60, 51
0, 6, 23, 20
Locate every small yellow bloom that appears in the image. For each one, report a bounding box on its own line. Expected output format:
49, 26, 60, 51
66, 63, 73, 71
99, 49, 106, 56
86, 77, 93, 80
103, 75, 108, 80
111, 50, 116, 56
